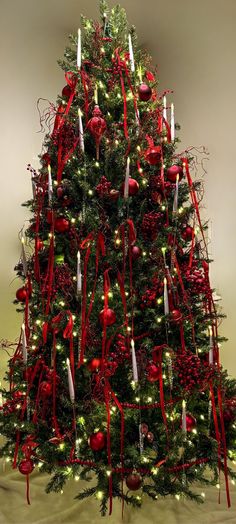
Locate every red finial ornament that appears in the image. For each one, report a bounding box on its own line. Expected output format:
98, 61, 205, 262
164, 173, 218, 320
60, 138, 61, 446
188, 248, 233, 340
87, 106, 106, 160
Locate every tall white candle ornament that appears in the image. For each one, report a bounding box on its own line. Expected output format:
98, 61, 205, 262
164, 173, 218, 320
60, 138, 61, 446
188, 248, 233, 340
77, 28, 81, 69
21, 323, 27, 365
48, 164, 53, 205
173, 173, 179, 214
131, 339, 138, 382
163, 95, 167, 121
78, 109, 85, 153
124, 157, 130, 199
182, 399, 187, 433
163, 277, 169, 315
66, 358, 75, 403
128, 34, 135, 72
94, 84, 98, 105
77, 250, 82, 294
0, 392, 3, 408
209, 326, 214, 365
21, 237, 28, 277
171, 102, 175, 141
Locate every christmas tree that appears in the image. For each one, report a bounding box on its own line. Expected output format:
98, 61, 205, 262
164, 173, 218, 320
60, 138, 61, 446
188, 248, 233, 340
1, 1, 236, 516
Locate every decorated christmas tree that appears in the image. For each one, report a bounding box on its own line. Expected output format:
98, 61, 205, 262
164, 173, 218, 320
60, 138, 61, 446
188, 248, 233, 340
1, 1, 236, 516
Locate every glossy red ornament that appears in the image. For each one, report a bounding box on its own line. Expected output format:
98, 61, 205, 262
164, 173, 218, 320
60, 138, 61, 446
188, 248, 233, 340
36, 238, 44, 251
138, 83, 152, 101
62, 85, 72, 99
146, 363, 161, 382
99, 308, 116, 327
131, 245, 142, 260
185, 413, 197, 432
87, 106, 106, 160
182, 226, 194, 242
89, 431, 106, 451
40, 381, 52, 397
126, 472, 142, 491
146, 431, 154, 443
87, 358, 101, 372
145, 146, 162, 165
166, 164, 184, 183
121, 178, 139, 196
19, 459, 34, 475
16, 287, 27, 302
170, 309, 182, 323
54, 217, 70, 233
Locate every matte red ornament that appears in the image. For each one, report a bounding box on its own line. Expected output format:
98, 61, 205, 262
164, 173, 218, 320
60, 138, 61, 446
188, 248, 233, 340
121, 178, 139, 196
99, 308, 116, 327
39, 381, 52, 397
87, 358, 101, 372
131, 245, 142, 260
145, 146, 162, 165
16, 287, 27, 302
89, 431, 106, 451
166, 165, 184, 183
62, 85, 72, 99
170, 309, 182, 323
182, 226, 194, 242
126, 472, 142, 491
54, 217, 70, 233
19, 459, 34, 475
87, 106, 106, 160
138, 83, 152, 101
185, 413, 197, 432
146, 363, 161, 382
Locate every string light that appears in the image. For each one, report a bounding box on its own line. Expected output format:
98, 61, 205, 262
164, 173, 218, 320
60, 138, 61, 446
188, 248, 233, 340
96, 491, 104, 500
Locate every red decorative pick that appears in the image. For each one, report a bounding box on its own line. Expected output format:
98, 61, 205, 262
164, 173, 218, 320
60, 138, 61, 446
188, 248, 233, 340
87, 106, 106, 160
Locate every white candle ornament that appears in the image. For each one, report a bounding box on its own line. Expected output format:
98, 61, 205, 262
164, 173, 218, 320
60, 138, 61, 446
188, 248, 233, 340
182, 399, 187, 433
128, 34, 135, 72
48, 164, 53, 205
94, 85, 98, 105
173, 173, 179, 214
163, 95, 167, 122
171, 102, 175, 141
21, 237, 28, 277
163, 277, 169, 315
78, 109, 85, 153
21, 323, 27, 365
77, 250, 82, 294
209, 326, 214, 365
77, 28, 81, 69
124, 157, 130, 199
131, 339, 138, 382
66, 358, 75, 403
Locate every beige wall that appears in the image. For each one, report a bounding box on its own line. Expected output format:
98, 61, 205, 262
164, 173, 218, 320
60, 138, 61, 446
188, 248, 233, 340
0, 0, 236, 377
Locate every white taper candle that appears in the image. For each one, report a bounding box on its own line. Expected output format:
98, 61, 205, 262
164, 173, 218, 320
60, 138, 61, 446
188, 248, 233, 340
209, 326, 214, 365
0, 392, 3, 408
173, 173, 179, 214
77, 250, 82, 294
77, 28, 81, 69
78, 109, 85, 153
182, 399, 187, 433
171, 102, 175, 141
124, 157, 130, 199
131, 339, 138, 382
94, 85, 98, 105
128, 34, 135, 72
163, 95, 167, 121
21, 323, 27, 365
21, 237, 28, 277
163, 277, 169, 315
48, 164, 53, 205
66, 358, 75, 403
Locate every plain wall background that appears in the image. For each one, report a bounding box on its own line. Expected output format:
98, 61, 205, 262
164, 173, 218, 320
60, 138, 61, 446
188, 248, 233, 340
0, 0, 236, 379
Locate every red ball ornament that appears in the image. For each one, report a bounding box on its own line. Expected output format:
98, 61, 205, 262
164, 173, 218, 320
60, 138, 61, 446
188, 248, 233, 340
36, 238, 44, 251
185, 413, 197, 432
121, 178, 139, 197
146, 363, 161, 382
62, 85, 72, 99
16, 287, 27, 302
99, 308, 116, 327
131, 245, 142, 260
166, 165, 184, 183
170, 309, 182, 323
87, 358, 101, 372
126, 472, 142, 491
40, 381, 52, 397
19, 459, 34, 475
89, 431, 106, 451
54, 217, 70, 233
87, 106, 106, 159
145, 146, 162, 165
138, 83, 152, 102
182, 226, 194, 242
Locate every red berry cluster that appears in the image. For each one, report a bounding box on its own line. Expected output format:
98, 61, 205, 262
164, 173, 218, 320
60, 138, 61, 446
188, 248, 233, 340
52, 121, 76, 151
182, 260, 209, 296
141, 211, 161, 240
110, 334, 130, 363
96, 176, 112, 196
173, 350, 208, 392
140, 289, 157, 310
